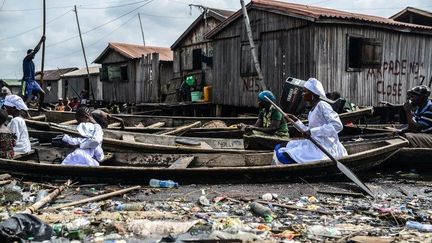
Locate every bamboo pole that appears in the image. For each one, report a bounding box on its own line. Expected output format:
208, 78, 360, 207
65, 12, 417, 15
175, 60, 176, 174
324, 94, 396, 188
40, 0, 46, 86
160, 121, 201, 135
138, 13, 146, 46
49, 185, 141, 210
74, 5, 95, 102
25, 180, 71, 214
240, 0, 267, 90
145, 122, 165, 128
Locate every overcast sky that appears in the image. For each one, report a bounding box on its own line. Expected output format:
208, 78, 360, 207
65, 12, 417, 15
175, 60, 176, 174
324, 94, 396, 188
0, 0, 430, 79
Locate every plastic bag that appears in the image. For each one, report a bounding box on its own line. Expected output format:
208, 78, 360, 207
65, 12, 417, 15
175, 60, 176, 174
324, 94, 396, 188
0, 213, 53, 242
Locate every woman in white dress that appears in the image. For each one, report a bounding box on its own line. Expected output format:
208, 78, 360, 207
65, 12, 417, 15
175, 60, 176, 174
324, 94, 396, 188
61, 107, 104, 166
4, 95, 31, 154
273, 78, 347, 164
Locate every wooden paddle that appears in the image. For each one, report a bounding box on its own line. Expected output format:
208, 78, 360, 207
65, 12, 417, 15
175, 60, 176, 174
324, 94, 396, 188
265, 97, 375, 197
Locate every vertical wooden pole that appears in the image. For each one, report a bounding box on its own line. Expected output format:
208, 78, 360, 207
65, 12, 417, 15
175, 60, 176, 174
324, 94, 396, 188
138, 13, 146, 47
40, 0, 46, 86
240, 0, 267, 91
74, 5, 95, 102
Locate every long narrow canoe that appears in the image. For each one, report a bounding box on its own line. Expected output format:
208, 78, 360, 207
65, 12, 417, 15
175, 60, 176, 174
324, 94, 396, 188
38, 107, 373, 127
48, 123, 255, 154
0, 136, 408, 184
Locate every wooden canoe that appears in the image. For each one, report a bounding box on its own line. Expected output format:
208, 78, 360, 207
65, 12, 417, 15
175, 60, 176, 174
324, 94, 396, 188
0, 136, 408, 184
48, 123, 255, 154
37, 107, 373, 127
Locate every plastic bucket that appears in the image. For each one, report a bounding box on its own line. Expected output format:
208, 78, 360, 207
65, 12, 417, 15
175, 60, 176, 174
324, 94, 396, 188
191, 91, 203, 102
203, 86, 212, 102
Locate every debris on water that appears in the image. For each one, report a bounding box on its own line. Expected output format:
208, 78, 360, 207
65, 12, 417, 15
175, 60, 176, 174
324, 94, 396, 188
0, 175, 431, 242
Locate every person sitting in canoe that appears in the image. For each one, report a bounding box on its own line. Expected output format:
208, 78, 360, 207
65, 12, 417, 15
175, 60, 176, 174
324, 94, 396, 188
61, 106, 104, 166
273, 78, 347, 164
399, 85, 432, 148
91, 108, 125, 129
237, 90, 289, 140
0, 109, 16, 159
3, 95, 32, 155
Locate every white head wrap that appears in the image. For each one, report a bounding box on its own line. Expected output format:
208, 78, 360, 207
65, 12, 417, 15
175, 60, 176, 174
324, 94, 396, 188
304, 78, 326, 98
1, 87, 11, 95
77, 122, 103, 149
4, 95, 29, 111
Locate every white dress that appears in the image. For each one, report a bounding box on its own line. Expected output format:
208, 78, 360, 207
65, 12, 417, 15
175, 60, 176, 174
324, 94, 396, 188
7, 116, 31, 154
279, 101, 348, 163
61, 123, 104, 166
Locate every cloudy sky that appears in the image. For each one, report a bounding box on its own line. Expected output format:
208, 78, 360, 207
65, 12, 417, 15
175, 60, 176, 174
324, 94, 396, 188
0, 0, 430, 79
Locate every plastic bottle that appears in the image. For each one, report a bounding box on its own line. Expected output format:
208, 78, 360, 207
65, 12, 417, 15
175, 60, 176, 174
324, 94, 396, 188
149, 179, 179, 188
115, 202, 145, 211
406, 221, 432, 232
35, 190, 48, 202
250, 202, 273, 222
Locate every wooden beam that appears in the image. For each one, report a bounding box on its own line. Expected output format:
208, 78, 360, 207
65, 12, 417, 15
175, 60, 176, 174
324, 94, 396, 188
160, 121, 201, 136
168, 156, 194, 169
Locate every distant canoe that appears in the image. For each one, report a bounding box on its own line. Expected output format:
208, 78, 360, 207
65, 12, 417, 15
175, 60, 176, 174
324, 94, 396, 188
0, 136, 408, 184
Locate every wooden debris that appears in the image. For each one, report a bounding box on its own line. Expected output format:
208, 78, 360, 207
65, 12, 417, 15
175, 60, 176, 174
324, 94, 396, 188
145, 122, 165, 128
49, 185, 141, 210
160, 121, 201, 136
30, 115, 46, 121
169, 156, 195, 169
108, 122, 122, 128
25, 180, 71, 214
0, 180, 12, 186
256, 200, 331, 215
60, 119, 78, 125
349, 236, 395, 243
0, 174, 11, 180
121, 134, 136, 142
317, 190, 364, 197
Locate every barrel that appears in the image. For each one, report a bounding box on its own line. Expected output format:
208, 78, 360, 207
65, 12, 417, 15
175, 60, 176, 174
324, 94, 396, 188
203, 85, 212, 102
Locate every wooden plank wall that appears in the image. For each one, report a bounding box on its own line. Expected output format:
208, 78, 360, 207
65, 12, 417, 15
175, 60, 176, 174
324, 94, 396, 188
64, 75, 102, 101
314, 25, 432, 106
101, 61, 137, 104
140, 53, 160, 103
212, 9, 310, 107
42, 81, 61, 103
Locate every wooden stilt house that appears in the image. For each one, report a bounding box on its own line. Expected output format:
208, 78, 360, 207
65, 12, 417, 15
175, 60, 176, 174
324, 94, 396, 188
206, 0, 432, 107
93, 42, 173, 104
170, 8, 234, 102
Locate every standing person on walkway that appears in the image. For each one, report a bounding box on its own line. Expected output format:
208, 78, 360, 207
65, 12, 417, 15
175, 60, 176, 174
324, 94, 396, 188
238, 90, 289, 139
273, 78, 347, 165
61, 106, 104, 166
22, 36, 46, 110
3, 95, 31, 155
399, 85, 432, 147
0, 109, 16, 159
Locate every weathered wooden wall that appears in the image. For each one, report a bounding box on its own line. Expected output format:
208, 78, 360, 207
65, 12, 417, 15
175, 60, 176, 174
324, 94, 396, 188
42, 81, 61, 103
314, 24, 432, 106
211, 7, 432, 107
173, 17, 221, 97
212, 9, 312, 107
63, 75, 102, 100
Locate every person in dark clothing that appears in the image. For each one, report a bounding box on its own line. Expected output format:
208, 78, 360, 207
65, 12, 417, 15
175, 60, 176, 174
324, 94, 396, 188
22, 36, 46, 110
400, 85, 432, 148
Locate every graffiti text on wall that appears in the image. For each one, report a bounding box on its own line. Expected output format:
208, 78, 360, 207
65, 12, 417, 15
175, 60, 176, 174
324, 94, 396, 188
242, 76, 261, 92
367, 60, 431, 97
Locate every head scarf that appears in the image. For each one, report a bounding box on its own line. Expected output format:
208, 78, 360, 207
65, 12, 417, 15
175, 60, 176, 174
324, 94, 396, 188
77, 122, 103, 149
4, 95, 29, 111
304, 78, 326, 98
258, 90, 276, 103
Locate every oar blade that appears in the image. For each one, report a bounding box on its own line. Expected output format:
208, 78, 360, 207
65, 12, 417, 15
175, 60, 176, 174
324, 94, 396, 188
336, 161, 375, 197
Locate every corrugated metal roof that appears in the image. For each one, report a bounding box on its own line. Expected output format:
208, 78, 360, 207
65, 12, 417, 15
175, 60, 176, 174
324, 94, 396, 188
1, 79, 21, 87
94, 42, 173, 63
35, 67, 78, 81
62, 66, 100, 78
207, 0, 432, 38
171, 8, 234, 49
390, 7, 432, 22
253, 0, 432, 29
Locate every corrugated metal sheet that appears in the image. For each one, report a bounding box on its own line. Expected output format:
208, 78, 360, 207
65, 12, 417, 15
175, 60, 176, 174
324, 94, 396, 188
207, 0, 432, 38
94, 42, 173, 63
62, 67, 100, 78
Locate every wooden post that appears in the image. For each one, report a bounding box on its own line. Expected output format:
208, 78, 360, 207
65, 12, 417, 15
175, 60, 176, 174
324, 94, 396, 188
40, 0, 46, 86
240, 0, 267, 90
138, 13, 145, 46
74, 5, 95, 102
